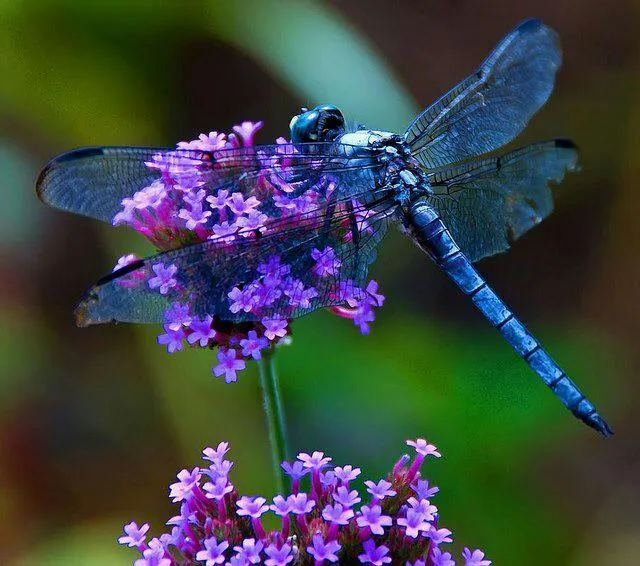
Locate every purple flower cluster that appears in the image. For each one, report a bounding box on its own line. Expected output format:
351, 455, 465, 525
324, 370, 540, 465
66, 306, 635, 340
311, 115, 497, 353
110, 122, 385, 381
119, 439, 490, 565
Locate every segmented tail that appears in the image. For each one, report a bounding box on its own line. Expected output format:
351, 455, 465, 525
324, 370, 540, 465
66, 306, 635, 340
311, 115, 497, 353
408, 200, 613, 436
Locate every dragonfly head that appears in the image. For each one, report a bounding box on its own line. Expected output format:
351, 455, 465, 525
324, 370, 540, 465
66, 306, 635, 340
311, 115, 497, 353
289, 104, 345, 143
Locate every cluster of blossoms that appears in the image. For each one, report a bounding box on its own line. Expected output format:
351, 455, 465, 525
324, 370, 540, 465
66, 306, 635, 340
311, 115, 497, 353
110, 121, 385, 381
119, 439, 490, 565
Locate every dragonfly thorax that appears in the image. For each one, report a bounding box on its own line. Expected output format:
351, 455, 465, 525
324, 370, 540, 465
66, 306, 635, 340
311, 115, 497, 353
340, 129, 432, 205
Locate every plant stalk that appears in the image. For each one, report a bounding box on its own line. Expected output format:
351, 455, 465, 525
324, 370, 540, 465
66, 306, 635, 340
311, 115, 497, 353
257, 349, 290, 493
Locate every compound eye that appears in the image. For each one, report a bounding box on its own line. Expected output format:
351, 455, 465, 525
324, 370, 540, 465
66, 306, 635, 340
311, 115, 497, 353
317, 108, 345, 141
289, 115, 299, 131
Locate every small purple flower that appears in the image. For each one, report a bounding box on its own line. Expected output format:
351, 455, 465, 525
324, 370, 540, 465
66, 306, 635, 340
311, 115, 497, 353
270, 495, 292, 516
237, 210, 268, 232
281, 460, 309, 481
239, 330, 269, 360
228, 555, 249, 566
118, 521, 149, 547
112, 198, 137, 227
157, 325, 185, 353
322, 503, 354, 525
228, 192, 261, 215
132, 181, 167, 210
181, 188, 206, 207
233, 538, 264, 564
134, 538, 170, 566
431, 547, 456, 566
211, 220, 238, 241
236, 496, 269, 518
179, 207, 211, 231
356, 505, 392, 535
148, 263, 178, 295
397, 508, 431, 538
252, 281, 282, 308
212, 348, 246, 383
429, 527, 454, 545
407, 439, 442, 458
358, 539, 391, 565
334, 465, 361, 484
195, 537, 229, 565
311, 246, 342, 277
283, 278, 318, 309
168, 468, 201, 502
258, 255, 291, 279
407, 497, 437, 521
264, 542, 294, 566
203, 476, 233, 500
307, 532, 341, 562
365, 479, 397, 500
298, 451, 332, 470
273, 193, 298, 212
411, 479, 440, 500
354, 304, 376, 335
164, 302, 191, 331
186, 315, 216, 347
228, 285, 258, 314
333, 486, 361, 508
287, 493, 315, 515
320, 470, 338, 487
179, 131, 227, 151
208, 458, 234, 478
365, 279, 385, 307
206, 189, 231, 210
166, 502, 194, 530
202, 442, 230, 463
232, 121, 263, 146
462, 548, 491, 566
262, 315, 288, 341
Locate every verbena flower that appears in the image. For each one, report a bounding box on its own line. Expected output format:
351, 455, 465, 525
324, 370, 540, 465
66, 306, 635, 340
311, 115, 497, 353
110, 122, 384, 381
119, 439, 490, 565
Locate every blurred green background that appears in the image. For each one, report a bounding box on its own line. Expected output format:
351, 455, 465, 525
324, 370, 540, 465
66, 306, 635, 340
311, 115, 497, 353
1, 1, 638, 564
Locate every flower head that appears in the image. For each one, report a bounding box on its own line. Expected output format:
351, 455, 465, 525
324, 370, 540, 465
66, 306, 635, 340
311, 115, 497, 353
80, 120, 387, 383
120, 439, 487, 564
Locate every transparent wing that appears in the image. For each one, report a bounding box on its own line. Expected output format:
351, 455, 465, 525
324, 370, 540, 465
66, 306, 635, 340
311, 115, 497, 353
36, 142, 381, 223
405, 19, 561, 168
75, 172, 396, 325
426, 140, 579, 262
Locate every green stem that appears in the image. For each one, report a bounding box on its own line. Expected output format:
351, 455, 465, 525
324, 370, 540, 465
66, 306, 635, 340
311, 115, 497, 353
257, 349, 290, 493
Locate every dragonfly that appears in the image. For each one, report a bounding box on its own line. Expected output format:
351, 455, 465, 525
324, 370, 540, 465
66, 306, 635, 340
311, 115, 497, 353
36, 19, 612, 436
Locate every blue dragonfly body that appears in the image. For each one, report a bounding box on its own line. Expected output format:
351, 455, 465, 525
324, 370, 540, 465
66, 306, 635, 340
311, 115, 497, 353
37, 19, 612, 435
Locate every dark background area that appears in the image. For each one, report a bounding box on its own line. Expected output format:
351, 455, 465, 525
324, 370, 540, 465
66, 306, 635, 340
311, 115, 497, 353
0, 1, 638, 564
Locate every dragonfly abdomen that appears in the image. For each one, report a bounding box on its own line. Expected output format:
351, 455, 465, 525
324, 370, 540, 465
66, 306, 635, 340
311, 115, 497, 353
406, 199, 613, 436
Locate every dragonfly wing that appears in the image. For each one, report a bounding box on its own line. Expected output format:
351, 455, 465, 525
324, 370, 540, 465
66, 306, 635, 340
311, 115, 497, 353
75, 172, 395, 325
405, 19, 561, 168
426, 140, 579, 262
36, 142, 379, 223
37, 147, 171, 222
